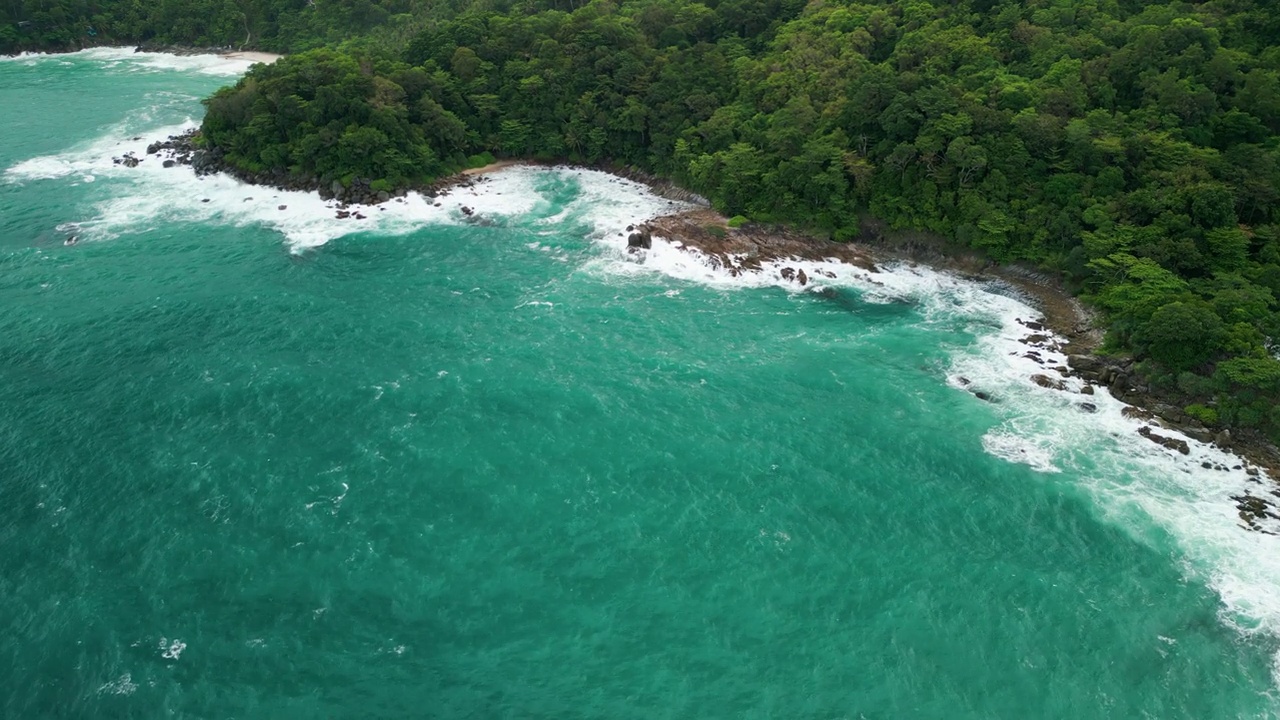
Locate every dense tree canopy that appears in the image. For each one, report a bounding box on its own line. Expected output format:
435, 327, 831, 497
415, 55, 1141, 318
9, 0, 1280, 440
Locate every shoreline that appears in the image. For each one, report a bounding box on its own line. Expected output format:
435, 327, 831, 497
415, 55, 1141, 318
1, 44, 283, 63
636, 204, 1280, 509
127, 140, 1280, 514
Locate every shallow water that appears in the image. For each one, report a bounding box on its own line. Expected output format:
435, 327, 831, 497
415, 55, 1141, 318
3, 49, 1280, 719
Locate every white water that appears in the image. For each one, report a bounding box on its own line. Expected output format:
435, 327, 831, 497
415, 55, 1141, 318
9, 98, 1280, 676
0, 47, 264, 76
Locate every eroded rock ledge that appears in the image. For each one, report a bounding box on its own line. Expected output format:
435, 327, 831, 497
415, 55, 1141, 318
644, 208, 877, 277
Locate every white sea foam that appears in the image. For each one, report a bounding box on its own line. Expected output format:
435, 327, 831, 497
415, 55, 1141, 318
8, 85, 1280, 673
96, 673, 138, 696
4, 122, 523, 249
0, 47, 260, 76
5, 120, 687, 250
572, 186, 1280, 679
940, 284, 1280, 650
159, 637, 185, 660
771, 257, 1280, 677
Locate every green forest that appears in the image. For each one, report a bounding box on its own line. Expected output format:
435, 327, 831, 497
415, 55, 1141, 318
8, 0, 1280, 441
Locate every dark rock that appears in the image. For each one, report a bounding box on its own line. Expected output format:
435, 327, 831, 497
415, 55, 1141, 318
1019, 319, 1046, 331
1080, 402, 1097, 413
1067, 354, 1103, 373
780, 267, 796, 281
973, 390, 993, 402
278, 205, 287, 211
797, 269, 808, 286
1079, 384, 1095, 395
1023, 334, 1049, 345
1137, 425, 1190, 455
1232, 494, 1278, 522
1122, 406, 1153, 421
376, 190, 390, 203
1216, 429, 1231, 447
627, 224, 652, 249
162, 159, 176, 168
956, 377, 971, 386
461, 206, 474, 216
1184, 427, 1214, 443
1031, 374, 1066, 391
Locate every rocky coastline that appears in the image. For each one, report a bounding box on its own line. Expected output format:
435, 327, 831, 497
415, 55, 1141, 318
118, 138, 1280, 530
1, 40, 272, 59
638, 206, 1280, 532
141, 130, 488, 209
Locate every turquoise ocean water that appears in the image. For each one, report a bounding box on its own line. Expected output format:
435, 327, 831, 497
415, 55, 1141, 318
3, 50, 1280, 718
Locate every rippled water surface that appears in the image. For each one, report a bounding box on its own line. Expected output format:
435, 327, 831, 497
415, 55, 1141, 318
3, 49, 1280, 719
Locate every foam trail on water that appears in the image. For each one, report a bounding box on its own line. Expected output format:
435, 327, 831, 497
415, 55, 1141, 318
4, 125, 561, 249
582, 200, 1280, 684
9, 96, 1280, 674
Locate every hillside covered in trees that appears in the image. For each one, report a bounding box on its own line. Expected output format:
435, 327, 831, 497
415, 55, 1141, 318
9, 0, 1280, 442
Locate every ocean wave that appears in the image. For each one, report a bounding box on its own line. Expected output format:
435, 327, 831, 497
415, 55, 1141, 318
9, 93, 1280, 673
4, 124, 556, 248
577, 187, 1280, 684
0, 47, 259, 76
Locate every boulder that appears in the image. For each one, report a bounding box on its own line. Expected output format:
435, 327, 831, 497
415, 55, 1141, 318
1184, 427, 1214, 443
1079, 402, 1098, 413
1079, 384, 1095, 395
1067, 354, 1103, 373
1031, 374, 1066, 391
1137, 425, 1190, 455
1122, 406, 1153, 421
627, 224, 652, 249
